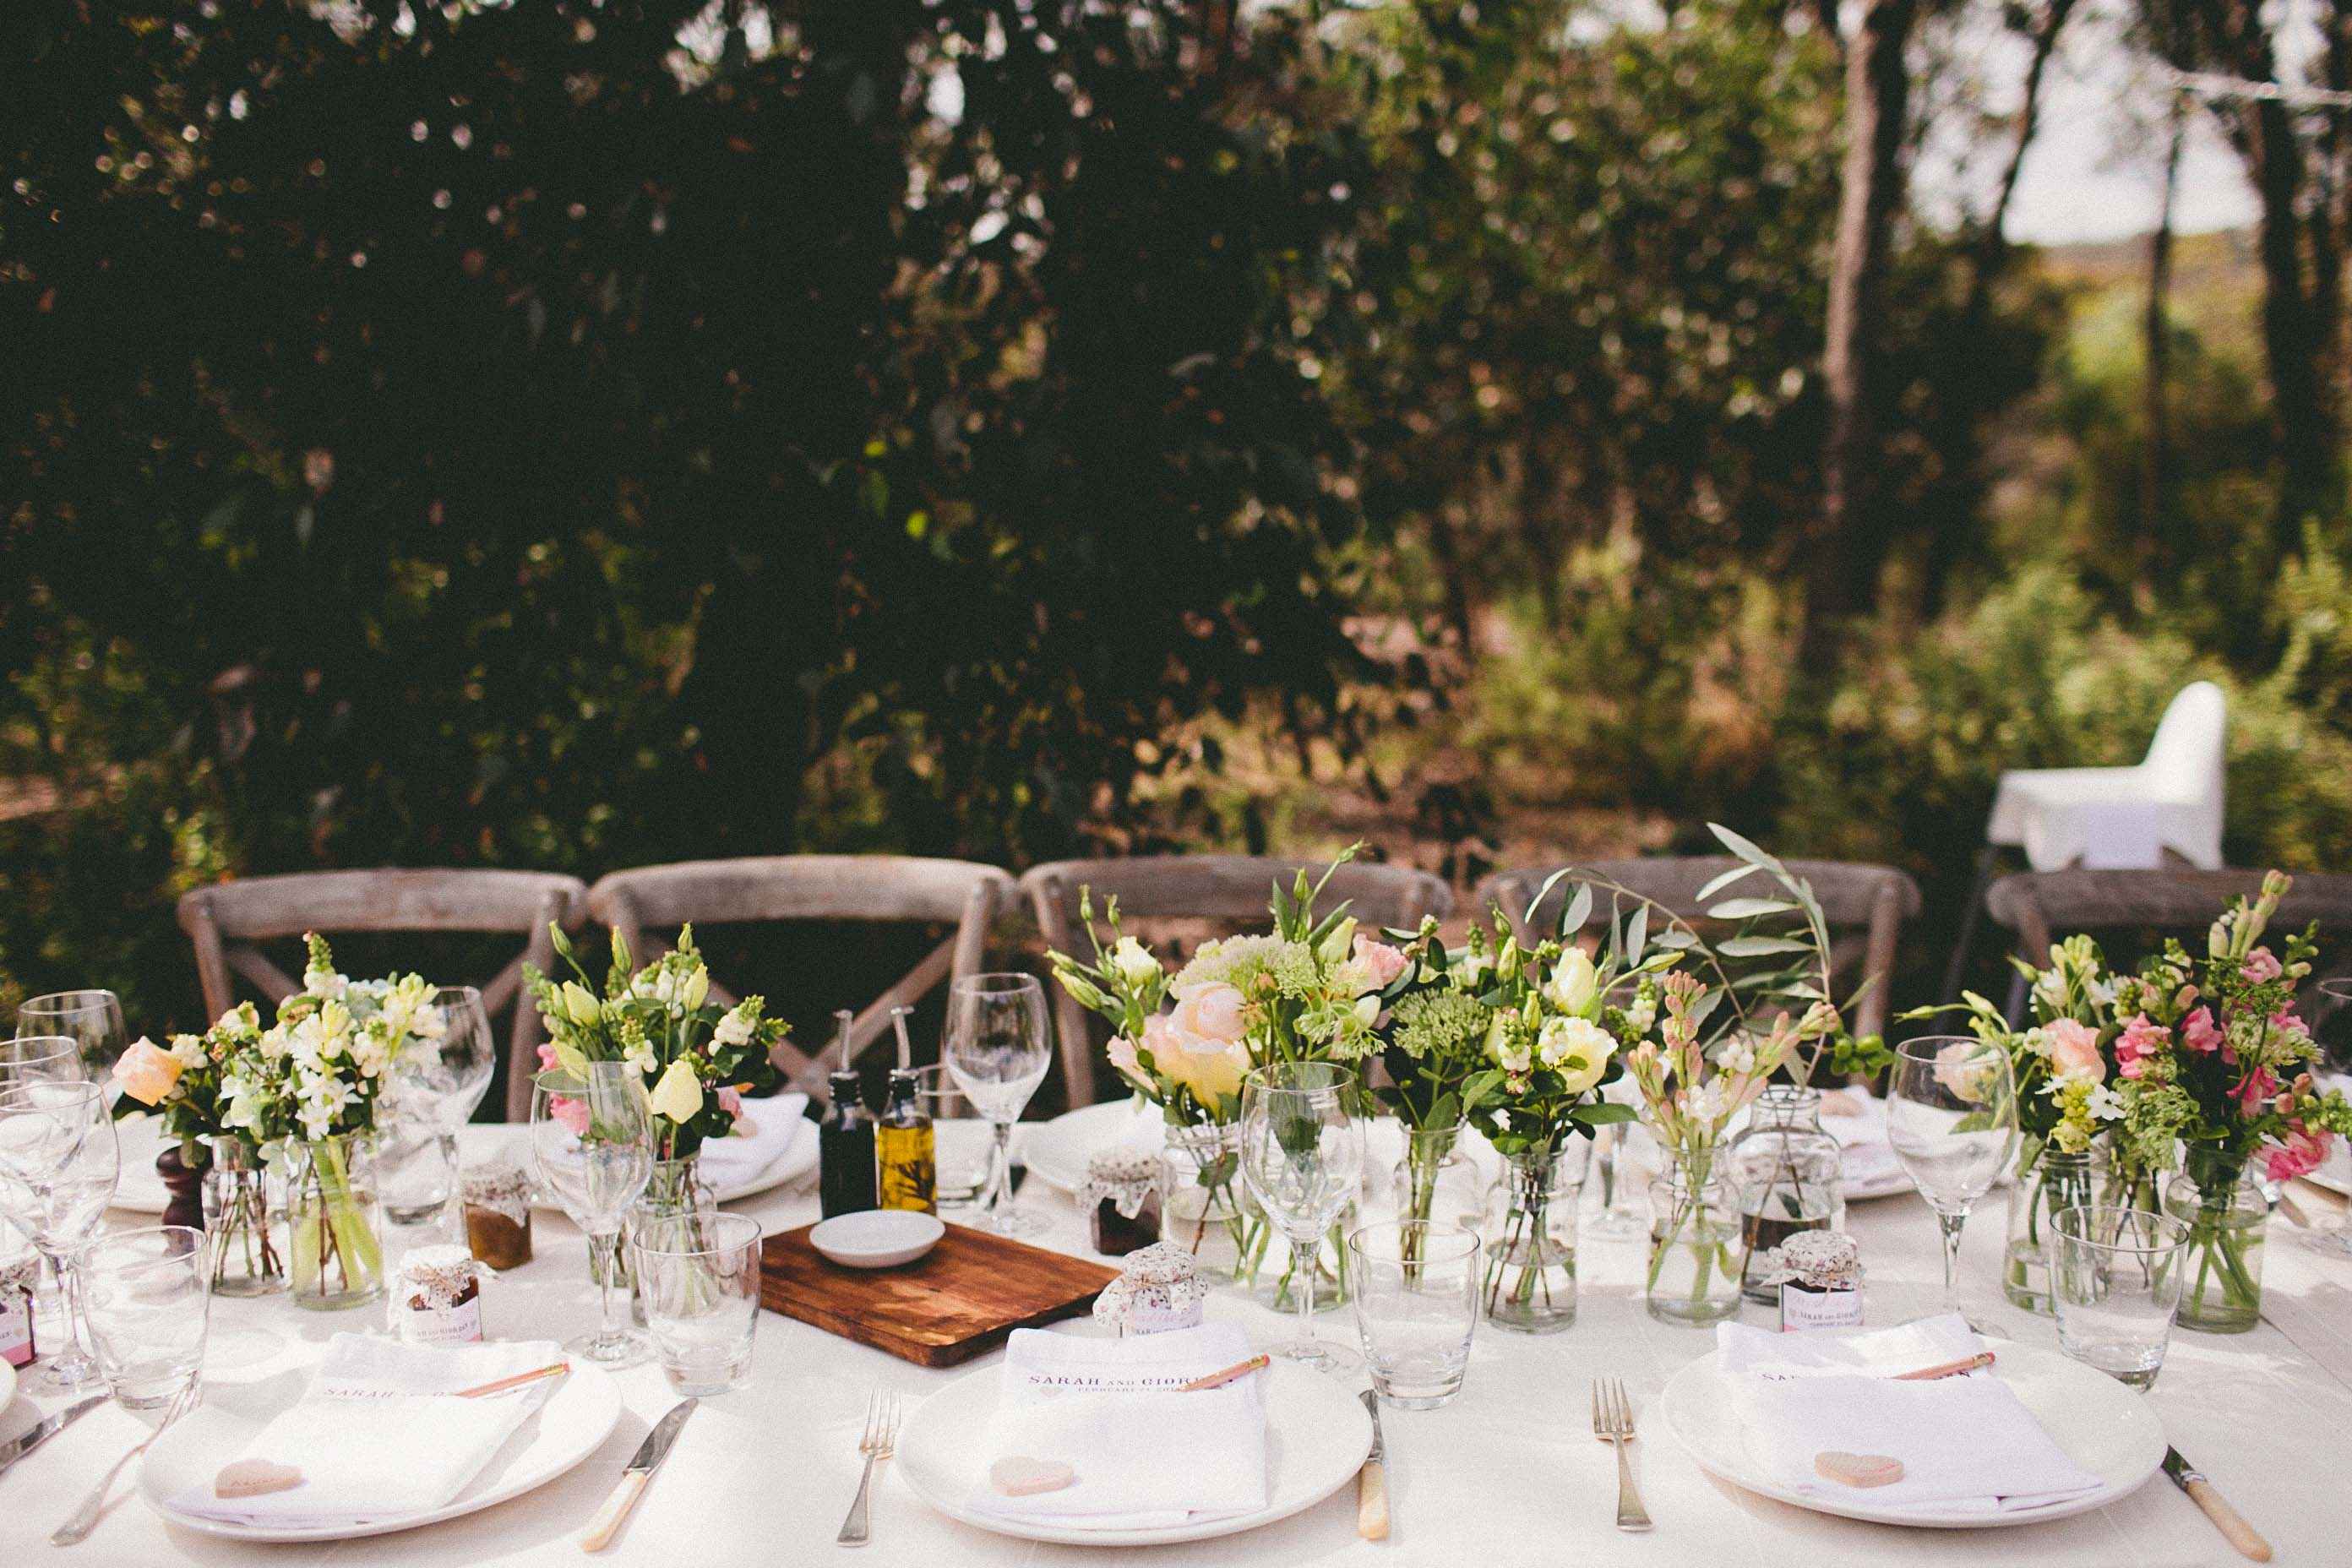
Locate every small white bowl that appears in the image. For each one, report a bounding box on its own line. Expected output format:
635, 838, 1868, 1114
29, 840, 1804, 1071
810, 1210, 945, 1269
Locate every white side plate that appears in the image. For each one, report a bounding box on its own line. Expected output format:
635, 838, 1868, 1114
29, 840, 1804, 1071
896, 1360, 1370, 1547
1661, 1342, 2164, 1528
141, 1360, 621, 1542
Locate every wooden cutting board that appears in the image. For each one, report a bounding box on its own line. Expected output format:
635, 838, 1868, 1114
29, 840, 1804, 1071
760, 1222, 1120, 1367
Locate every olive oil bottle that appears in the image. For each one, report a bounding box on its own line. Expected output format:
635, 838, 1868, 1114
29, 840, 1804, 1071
874, 1005, 937, 1214
818, 1009, 879, 1218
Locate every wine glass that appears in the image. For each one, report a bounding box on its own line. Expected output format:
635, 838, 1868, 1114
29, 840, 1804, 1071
943, 973, 1052, 1235
1886, 1036, 2017, 1335
2301, 978, 2352, 1257
0, 1081, 122, 1394
16, 990, 128, 1082
1, 1035, 86, 1091
531, 1064, 655, 1366
1239, 1061, 1365, 1374
381, 988, 498, 1226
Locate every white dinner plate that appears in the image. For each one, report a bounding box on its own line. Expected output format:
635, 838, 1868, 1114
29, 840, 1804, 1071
1661, 1342, 2164, 1528
896, 1358, 1371, 1547
112, 1107, 816, 1213
140, 1359, 622, 1542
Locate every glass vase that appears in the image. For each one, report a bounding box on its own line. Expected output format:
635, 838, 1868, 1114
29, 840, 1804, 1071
1157, 1122, 1259, 1286
2163, 1148, 2268, 1334
1391, 1124, 1489, 1235
1647, 1150, 1742, 1326
624, 1156, 714, 1329
1482, 1142, 1586, 1333
202, 1137, 285, 1298
1726, 1086, 1844, 1304
286, 1132, 384, 1311
2003, 1144, 2104, 1315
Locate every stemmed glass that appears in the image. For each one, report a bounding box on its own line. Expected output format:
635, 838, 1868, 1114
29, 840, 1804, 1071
1886, 1036, 2018, 1335
382, 988, 498, 1225
0, 1081, 122, 1394
943, 974, 1053, 1235
531, 1064, 655, 1367
2302, 979, 2352, 1257
1, 1035, 86, 1090
1239, 1061, 1365, 1374
16, 990, 128, 1083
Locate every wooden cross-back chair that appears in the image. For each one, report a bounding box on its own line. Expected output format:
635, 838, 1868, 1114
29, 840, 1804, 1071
1986, 868, 2352, 1024
584, 856, 1016, 1100
1473, 858, 1921, 1042
1021, 855, 1455, 1107
176, 869, 591, 1122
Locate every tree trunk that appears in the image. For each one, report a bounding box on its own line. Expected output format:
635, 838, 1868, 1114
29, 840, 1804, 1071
2243, 92, 2338, 539
1962, 0, 2079, 322
1806, 0, 1920, 669
2140, 100, 2185, 601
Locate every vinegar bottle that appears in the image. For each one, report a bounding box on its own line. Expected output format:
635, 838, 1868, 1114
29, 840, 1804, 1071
817, 1009, 879, 1218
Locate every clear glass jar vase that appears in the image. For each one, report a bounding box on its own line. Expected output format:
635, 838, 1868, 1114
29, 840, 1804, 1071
1392, 1124, 1489, 1235
596, 1156, 713, 1309
1158, 1123, 1259, 1286
1647, 1150, 1742, 1326
1482, 1142, 1586, 1333
2003, 1143, 2105, 1315
2163, 1148, 2268, 1334
286, 1132, 384, 1311
1727, 1086, 1844, 1304
202, 1136, 285, 1298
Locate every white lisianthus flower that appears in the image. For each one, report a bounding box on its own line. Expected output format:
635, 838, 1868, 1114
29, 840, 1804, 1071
648, 1058, 705, 1124
1545, 949, 1599, 1015
1108, 937, 1162, 990
682, 966, 710, 1013
562, 982, 603, 1028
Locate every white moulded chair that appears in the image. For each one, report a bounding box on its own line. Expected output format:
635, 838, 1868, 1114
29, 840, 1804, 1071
1985, 680, 2227, 872
1941, 681, 2227, 1004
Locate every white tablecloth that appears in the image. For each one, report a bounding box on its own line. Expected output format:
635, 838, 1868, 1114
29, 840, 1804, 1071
5, 1146, 2350, 1565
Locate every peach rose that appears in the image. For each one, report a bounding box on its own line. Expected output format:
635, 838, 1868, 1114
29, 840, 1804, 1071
112, 1037, 183, 1107
1351, 936, 1409, 993
1931, 1039, 1996, 1103
1168, 982, 1247, 1044
2043, 1019, 2105, 1085
1150, 991, 1249, 1104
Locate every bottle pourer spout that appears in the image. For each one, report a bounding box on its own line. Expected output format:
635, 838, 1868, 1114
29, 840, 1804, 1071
890, 1004, 916, 1072
832, 1009, 854, 1076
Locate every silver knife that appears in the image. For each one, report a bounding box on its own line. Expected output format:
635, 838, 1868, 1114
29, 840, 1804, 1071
0, 1396, 106, 1478
2162, 1448, 2273, 1562
1357, 1389, 1389, 1540
579, 1398, 697, 1553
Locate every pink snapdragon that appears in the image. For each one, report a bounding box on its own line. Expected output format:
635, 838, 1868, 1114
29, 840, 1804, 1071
716, 1086, 748, 1130
2263, 1127, 2332, 1184
2234, 1065, 2280, 1119
2179, 1008, 2224, 1056
551, 1094, 589, 1136
2240, 948, 2283, 984
2115, 1014, 2168, 1080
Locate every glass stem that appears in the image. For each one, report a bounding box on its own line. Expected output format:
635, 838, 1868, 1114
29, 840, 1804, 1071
596, 1232, 626, 1342
1936, 1208, 1968, 1314
989, 1122, 1015, 1218
1293, 1231, 1320, 1350
41, 1244, 92, 1367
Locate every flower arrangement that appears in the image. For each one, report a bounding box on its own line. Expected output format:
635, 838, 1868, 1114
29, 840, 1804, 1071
114, 1004, 258, 1168
526, 923, 787, 1164
2099, 873, 2352, 1330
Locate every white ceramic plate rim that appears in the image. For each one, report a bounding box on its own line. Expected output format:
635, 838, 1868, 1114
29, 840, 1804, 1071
896, 1359, 1371, 1547
111, 1106, 817, 1213
140, 1360, 622, 1542
1660, 1342, 2164, 1529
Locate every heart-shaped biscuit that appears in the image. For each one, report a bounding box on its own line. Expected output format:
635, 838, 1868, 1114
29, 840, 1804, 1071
215, 1458, 306, 1500
1813, 1451, 1905, 1489
989, 1456, 1077, 1497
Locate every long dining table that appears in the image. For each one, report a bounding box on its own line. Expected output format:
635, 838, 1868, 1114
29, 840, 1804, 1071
4, 1132, 2349, 1566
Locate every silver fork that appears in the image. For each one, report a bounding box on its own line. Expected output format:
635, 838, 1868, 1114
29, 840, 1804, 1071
1592, 1377, 1652, 1533
835, 1389, 901, 1547
52, 1380, 202, 1546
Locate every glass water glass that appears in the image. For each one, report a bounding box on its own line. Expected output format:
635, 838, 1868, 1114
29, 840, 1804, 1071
1886, 1035, 2018, 1335
1349, 1221, 1479, 1407
633, 1211, 765, 1396
943, 973, 1053, 1235
1239, 1061, 1364, 1374
0, 1081, 122, 1394
14, 990, 128, 1082
912, 1065, 994, 1211
78, 1225, 211, 1411
2052, 1206, 2188, 1390
531, 1065, 654, 1367
378, 1108, 460, 1228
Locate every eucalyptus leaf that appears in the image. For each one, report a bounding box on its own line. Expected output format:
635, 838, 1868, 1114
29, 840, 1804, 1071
1706, 896, 1798, 920
1714, 934, 1816, 957
1695, 863, 1761, 901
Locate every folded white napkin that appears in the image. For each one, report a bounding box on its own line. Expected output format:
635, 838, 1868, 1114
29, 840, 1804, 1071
697, 1092, 809, 1190
169, 1336, 566, 1528
969, 1323, 1268, 1531
1718, 1315, 2104, 1516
